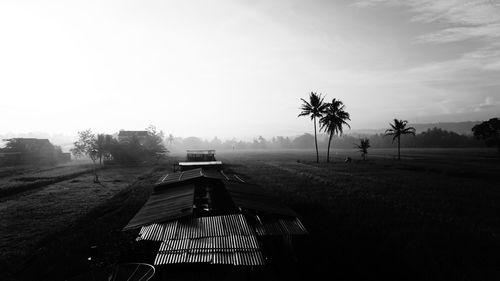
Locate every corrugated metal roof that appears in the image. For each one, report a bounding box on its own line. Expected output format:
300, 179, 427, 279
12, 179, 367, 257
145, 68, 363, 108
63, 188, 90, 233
154, 235, 264, 266
254, 217, 308, 236
124, 184, 195, 230
137, 214, 254, 241
225, 181, 298, 217
139, 214, 265, 266
157, 168, 245, 185
154, 249, 265, 266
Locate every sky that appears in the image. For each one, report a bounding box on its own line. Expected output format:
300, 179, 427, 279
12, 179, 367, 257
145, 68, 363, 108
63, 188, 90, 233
1, 0, 499, 140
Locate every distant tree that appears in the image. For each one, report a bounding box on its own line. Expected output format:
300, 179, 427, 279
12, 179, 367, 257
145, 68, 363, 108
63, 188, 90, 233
71, 129, 100, 183
95, 134, 106, 166
298, 92, 328, 163
167, 133, 174, 145
320, 98, 351, 163
145, 125, 168, 159
253, 136, 268, 149
472, 117, 500, 158
210, 137, 222, 148
276, 136, 292, 149
356, 138, 370, 160
385, 119, 416, 160
291, 133, 315, 149
183, 136, 205, 149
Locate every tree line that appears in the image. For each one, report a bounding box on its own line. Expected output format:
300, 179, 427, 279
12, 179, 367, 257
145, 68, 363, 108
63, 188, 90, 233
295, 92, 499, 161
165, 127, 486, 151
71, 125, 167, 182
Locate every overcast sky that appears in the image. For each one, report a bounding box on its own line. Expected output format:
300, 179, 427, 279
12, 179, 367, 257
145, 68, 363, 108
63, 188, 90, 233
1, 0, 499, 139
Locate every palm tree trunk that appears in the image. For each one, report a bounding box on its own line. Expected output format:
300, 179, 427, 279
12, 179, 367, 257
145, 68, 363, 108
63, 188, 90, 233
327, 132, 333, 163
398, 136, 401, 160
314, 116, 319, 163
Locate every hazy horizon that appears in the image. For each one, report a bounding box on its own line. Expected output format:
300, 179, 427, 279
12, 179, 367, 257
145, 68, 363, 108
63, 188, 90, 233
2, 0, 499, 139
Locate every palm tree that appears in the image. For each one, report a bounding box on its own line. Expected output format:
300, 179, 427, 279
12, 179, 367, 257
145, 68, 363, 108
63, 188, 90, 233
298, 92, 328, 163
356, 138, 370, 160
320, 98, 351, 163
385, 119, 416, 160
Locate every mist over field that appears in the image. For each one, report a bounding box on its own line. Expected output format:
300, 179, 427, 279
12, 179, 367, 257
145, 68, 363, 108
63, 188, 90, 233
1, 0, 500, 280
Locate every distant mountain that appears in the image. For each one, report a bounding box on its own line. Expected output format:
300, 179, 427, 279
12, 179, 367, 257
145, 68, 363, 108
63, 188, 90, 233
349, 121, 482, 136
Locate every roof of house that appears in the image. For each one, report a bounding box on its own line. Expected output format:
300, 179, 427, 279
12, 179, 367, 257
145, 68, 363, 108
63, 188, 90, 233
156, 168, 244, 185
147, 214, 264, 266
124, 184, 195, 229
124, 168, 307, 267
125, 169, 298, 230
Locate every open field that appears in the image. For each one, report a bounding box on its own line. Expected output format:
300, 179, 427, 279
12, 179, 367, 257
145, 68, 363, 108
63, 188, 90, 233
1, 148, 499, 280
218, 148, 500, 280
0, 163, 98, 198
0, 162, 170, 281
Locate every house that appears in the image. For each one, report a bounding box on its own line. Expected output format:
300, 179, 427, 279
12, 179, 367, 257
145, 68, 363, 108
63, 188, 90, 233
0, 138, 62, 165
0, 152, 22, 165
117, 130, 148, 145
124, 168, 308, 268
186, 149, 216, 161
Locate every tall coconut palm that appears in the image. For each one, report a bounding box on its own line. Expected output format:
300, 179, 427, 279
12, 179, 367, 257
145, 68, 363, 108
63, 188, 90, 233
320, 98, 351, 163
385, 119, 416, 160
298, 92, 328, 163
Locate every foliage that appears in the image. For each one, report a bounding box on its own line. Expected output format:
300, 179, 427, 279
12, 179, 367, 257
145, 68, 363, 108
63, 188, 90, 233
320, 98, 351, 162
71, 130, 98, 161
298, 92, 328, 163
385, 119, 416, 160
472, 118, 500, 157
104, 125, 168, 163
145, 125, 168, 158
356, 138, 370, 160
71, 129, 100, 182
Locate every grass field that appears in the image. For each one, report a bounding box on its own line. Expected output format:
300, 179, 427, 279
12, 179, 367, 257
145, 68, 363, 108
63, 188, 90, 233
218, 148, 500, 280
0, 162, 171, 281
1, 148, 499, 281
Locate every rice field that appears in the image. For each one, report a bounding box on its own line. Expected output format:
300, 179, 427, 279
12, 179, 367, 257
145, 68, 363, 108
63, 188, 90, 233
1, 148, 500, 281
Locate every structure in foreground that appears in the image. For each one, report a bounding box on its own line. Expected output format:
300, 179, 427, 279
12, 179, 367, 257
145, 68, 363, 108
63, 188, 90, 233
177, 149, 223, 171
124, 168, 308, 267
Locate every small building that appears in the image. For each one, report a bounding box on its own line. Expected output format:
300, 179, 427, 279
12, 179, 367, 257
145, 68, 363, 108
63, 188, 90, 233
0, 138, 66, 165
118, 130, 148, 145
124, 168, 308, 269
177, 150, 221, 171
186, 149, 216, 161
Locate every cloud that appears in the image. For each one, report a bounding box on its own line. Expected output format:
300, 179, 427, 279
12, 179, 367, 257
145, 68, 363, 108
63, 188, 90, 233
475, 96, 500, 111
354, 0, 500, 43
